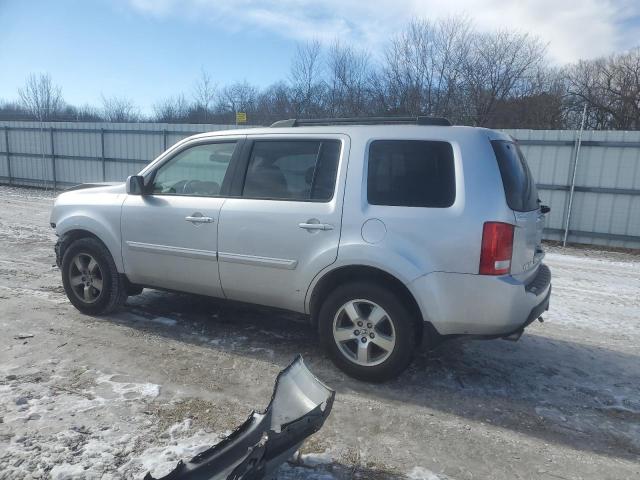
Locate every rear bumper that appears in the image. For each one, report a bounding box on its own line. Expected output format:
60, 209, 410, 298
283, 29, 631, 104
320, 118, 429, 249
410, 263, 551, 336
500, 283, 551, 338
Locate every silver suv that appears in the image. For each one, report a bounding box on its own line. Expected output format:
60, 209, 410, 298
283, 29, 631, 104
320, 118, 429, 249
50, 117, 551, 381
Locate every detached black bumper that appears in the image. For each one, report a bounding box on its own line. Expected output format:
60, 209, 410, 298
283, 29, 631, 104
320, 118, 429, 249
145, 355, 335, 480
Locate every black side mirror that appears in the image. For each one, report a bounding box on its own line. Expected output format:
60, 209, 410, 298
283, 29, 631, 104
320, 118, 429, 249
540, 205, 551, 214
126, 175, 146, 195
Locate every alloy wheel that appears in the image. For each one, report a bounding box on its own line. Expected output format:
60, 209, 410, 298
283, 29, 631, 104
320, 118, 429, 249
332, 299, 396, 367
68, 252, 104, 303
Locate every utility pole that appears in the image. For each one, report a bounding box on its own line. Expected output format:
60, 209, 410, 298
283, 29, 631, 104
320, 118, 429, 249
563, 104, 587, 247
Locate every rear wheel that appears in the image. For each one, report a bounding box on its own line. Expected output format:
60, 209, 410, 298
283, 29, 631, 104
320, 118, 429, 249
61, 237, 126, 315
319, 282, 417, 382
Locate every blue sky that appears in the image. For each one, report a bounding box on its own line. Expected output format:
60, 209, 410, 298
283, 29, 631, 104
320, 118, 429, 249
1, 0, 638, 113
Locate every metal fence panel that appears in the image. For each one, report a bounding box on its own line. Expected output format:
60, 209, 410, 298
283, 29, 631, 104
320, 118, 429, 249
0, 127, 7, 178
504, 129, 640, 249
1, 121, 638, 249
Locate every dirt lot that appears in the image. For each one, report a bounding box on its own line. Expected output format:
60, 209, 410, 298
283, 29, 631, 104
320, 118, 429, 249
0, 185, 639, 480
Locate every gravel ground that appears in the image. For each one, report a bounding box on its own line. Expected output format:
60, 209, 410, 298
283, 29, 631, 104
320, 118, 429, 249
0, 185, 639, 480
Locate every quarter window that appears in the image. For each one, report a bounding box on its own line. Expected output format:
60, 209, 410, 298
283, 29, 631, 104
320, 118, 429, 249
242, 140, 340, 201
152, 142, 236, 196
367, 140, 455, 207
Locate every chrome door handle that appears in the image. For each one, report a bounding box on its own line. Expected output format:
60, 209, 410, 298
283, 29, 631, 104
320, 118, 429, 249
298, 222, 334, 231
185, 215, 213, 223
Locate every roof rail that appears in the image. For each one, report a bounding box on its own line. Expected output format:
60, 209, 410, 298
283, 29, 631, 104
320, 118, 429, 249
269, 116, 452, 128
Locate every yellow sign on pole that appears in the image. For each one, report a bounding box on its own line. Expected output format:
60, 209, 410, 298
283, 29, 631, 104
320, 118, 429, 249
236, 112, 247, 124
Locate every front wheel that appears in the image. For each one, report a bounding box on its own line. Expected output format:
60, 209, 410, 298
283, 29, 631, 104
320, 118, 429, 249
318, 282, 417, 382
61, 237, 126, 315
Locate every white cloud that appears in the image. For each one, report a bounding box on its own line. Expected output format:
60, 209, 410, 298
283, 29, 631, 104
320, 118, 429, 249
123, 0, 639, 63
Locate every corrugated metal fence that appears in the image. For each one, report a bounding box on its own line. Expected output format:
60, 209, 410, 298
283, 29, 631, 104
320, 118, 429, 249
503, 129, 640, 249
0, 121, 238, 188
0, 121, 639, 249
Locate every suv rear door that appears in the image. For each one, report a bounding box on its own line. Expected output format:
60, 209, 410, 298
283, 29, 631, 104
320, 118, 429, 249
217, 135, 348, 312
491, 139, 545, 280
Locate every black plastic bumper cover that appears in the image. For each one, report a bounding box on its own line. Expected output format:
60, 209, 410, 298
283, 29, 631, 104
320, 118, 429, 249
144, 355, 335, 480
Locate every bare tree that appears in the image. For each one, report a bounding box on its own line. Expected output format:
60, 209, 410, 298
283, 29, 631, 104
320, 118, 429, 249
486, 68, 566, 129
326, 41, 372, 116
101, 95, 140, 122
290, 40, 326, 115
7, 19, 639, 130
153, 94, 190, 122
192, 69, 217, 120
18, 73, 65, 121
460, 30, 547, 125
67, 104, 104, 122
567, 48, 640, 129
216, 81, 258, 119
255, 81, 295, 122
377, 18, 470, 117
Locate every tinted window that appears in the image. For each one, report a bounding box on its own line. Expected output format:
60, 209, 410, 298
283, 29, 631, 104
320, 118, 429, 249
367, 140, 455, 207
491, 140, 539, 212
242, 140, 340, 201
152, 142, 236, 196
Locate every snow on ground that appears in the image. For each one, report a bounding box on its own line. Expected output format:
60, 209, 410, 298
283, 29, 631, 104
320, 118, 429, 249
545, 249, 640, 336
0, 358, 227, 480
0, 186, 639, 479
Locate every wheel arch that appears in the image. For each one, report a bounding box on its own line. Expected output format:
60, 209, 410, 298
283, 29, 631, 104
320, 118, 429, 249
55, 209, 124, 272
56, 227, 122, 272
308, 264, 426, 346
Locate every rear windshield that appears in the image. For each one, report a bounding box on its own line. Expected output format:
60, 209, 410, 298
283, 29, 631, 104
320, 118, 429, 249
367, 140, 455, 208
491, 140, 539, 212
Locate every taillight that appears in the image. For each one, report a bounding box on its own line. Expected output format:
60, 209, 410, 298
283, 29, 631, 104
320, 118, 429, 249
479, 222, 514, 275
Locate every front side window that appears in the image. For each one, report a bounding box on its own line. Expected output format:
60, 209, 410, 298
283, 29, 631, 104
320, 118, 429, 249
367, 140, 455, 207
242, 140, 340, 201
152, 142, 236, 196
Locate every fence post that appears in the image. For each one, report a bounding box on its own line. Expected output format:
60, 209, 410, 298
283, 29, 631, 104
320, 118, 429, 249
50, 127, 57, 191
563, 104, 587, 247
101, 128, 106, 181
163, 129, 168, 151
4, 126, 11, 186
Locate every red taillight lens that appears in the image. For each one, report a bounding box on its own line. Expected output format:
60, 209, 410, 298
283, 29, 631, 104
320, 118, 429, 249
479, 222, 514, 275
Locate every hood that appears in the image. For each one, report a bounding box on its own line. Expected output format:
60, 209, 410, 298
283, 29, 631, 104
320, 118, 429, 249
63, 182, 125, 194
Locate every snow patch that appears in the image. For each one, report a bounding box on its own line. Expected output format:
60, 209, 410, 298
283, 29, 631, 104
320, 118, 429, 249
300, 449, 333, 466
49, 463, 86, 480
119, 420, 223, 479
408, 466, 450, 479
151, 316, 178, 326
95, 373, 160, 400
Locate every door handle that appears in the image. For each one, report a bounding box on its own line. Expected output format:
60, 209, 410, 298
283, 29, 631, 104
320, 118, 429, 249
185, 215, 213, 224
298, 222, 334, 231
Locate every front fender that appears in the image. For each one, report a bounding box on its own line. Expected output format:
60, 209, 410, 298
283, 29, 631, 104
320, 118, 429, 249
54, 210, 124, 272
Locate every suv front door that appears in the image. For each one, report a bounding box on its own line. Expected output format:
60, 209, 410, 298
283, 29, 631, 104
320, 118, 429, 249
121, 139, 242, 296
218, 135, 348, 312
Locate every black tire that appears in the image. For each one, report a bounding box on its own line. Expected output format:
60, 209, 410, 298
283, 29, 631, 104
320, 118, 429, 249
61, 237, 127, 315
318, 282, 417, 382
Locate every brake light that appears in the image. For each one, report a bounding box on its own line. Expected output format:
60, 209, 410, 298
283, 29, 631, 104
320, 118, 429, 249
479, 222, 514, 275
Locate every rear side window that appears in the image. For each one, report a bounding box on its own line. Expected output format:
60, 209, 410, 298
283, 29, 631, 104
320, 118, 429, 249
367, 140, 455, 207
491, 140, 539, 212
242, 140, 340, 201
